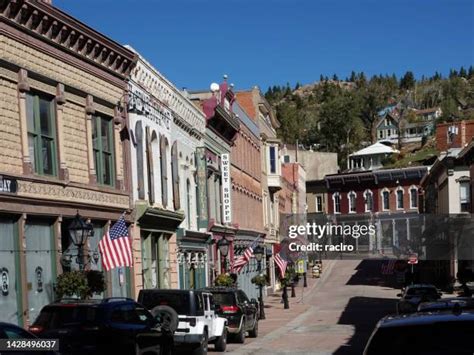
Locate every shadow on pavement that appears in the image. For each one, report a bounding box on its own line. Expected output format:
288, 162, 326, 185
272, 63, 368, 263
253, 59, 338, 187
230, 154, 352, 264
333, 296, 397, 355
345, 259, 401, 289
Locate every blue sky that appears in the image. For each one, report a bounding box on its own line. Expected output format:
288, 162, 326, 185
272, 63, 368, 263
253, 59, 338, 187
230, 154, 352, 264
54, 0, 473, 92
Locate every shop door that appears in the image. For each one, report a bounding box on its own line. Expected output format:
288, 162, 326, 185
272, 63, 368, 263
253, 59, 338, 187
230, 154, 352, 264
0, 218, 20, 324
25, 222, 55, 324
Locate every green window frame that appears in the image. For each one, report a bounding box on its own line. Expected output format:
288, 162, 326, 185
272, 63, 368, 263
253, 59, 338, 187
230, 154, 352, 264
92, 115, 115, 186
26, 92, 57, 176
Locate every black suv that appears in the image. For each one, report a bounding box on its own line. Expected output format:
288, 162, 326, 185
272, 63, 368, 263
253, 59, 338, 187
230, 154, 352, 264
29, 297, 174, 355
202, 287, 258, 343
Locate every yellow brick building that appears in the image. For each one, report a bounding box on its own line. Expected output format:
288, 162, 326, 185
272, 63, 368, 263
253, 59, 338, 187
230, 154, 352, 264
0, 0, 137, 326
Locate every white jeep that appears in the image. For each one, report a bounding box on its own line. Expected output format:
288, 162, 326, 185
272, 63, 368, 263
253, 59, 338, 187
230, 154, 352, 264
138, 289, 227, 355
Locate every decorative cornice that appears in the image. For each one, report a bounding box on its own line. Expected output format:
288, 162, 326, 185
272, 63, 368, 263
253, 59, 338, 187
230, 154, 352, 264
0, 0, 137, 79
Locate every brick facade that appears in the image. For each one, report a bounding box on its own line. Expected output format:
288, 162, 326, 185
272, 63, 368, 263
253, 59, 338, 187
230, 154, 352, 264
436, 120, 474, 152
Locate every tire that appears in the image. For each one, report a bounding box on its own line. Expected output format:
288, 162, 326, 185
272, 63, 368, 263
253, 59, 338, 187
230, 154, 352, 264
214, 327, 227, 352
248, 319, 258, 338
234, 321, 246, 344
150, 305, 179, 334
192, 330, 208, 355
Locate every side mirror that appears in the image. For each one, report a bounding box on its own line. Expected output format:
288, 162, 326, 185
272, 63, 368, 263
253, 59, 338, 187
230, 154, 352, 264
396, 293, 402, 297
250, 298, 258, 305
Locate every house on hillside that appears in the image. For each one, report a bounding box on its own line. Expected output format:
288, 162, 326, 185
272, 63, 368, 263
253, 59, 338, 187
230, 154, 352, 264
347, 142, 399, 171
375, 106, 441, 144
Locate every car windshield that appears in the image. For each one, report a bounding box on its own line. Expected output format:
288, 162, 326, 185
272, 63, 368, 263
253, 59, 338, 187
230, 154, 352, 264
212, 292, 236, 306
366, 321, 474, 354
406, 288, 437, 296
140, 292, 191, 315
34, 306, 100, 328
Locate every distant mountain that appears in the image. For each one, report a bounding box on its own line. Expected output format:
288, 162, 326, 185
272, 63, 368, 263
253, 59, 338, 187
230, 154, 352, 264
265, 68, 474, 167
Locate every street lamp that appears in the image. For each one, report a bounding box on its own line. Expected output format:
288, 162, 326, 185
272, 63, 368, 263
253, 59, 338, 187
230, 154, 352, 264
217, 236, 230, 273
254, 245, 266, 320
68, 212, 94, 271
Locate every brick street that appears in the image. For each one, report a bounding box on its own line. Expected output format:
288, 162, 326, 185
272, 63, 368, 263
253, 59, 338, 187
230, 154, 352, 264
225, 259, 397, 355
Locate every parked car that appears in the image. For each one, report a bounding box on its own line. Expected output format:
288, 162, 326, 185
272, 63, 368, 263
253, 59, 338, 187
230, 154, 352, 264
417, 297, 474, 313
396, 284, 441, 314
364, 310, 474, 354
0, 322, 57, 355
29, 297, 174, 355
138, 289, 227, 355
202, 287, 258, 343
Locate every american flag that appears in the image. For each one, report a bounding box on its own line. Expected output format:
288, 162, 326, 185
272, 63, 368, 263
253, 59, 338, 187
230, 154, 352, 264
99, 215, 133, 271
232, 238, 260, 274
274, 252, 288, 279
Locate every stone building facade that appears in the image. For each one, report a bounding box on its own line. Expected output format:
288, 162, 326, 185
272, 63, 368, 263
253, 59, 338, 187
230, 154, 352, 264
125, 48, 208, 295
0, 0, 136, 325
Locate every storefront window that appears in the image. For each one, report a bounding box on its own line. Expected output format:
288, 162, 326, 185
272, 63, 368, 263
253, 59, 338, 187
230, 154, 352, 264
0, 218, 19, 324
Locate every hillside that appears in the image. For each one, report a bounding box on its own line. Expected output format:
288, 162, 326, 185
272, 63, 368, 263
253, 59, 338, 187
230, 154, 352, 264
265, 69, 474, 168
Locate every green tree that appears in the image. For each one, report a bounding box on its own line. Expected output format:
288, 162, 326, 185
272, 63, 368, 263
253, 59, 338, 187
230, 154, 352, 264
400, 71, 415, 90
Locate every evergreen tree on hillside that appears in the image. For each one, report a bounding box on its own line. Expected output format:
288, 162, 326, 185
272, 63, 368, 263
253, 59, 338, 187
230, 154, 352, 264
400, 71, 415, 90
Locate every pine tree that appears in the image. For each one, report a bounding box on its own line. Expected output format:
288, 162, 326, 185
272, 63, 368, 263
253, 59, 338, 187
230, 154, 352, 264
459, 66, 467, 78
400, 71, 415, 90
332, 74, 339, 81
350, 71, 357, 82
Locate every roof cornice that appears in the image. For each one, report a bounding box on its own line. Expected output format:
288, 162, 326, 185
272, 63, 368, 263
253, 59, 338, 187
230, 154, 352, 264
0, 0, 137, 79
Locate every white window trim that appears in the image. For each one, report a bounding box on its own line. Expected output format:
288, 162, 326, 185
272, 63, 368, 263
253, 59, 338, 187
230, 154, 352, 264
381, 188, 390, 211
396, 186, 404, 210
409, 185, 418, 209
333, 192, 341, 214
347, 191, 357, 214
364, 189, 373, 212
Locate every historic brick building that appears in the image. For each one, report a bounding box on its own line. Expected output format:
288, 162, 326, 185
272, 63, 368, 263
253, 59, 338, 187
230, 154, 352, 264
188, 77, 240, 286
0, 0, 137, 325
230, 100, 265, 299
436, 120, 474, 152
236, 87, 282, 291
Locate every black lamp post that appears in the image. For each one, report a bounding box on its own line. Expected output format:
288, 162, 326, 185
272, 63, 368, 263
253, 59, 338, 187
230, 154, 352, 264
217, 236, 230, 273
68, 212, 94, 271
254, 245, 266, 320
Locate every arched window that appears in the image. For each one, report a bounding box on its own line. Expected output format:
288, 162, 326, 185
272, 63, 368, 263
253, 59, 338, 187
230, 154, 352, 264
160, 135, 169, 207
146, 127, 155, 204
348, 191, 357, 213
409, 185, 418, 209
186, 179, 191, 229
333, 193, 341, 214
381, 188, 390, 211
171, 142, 180, 210
135, 121, 145, 200
396, 187, 404, 210
364, 190, 373, 212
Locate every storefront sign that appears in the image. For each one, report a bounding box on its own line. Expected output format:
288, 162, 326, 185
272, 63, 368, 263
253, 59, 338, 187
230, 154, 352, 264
221, 153, 232, 224
0, 176, 17, 194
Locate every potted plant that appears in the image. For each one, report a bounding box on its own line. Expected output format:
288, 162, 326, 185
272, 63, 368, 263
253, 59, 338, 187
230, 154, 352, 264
55, 270, 106, 300
214, 273, 234, 287
251, 274, 269, 287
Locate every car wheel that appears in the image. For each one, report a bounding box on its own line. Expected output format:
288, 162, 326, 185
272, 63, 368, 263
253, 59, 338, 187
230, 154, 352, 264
150, 305, 179, 334
192, 330, 208, 355
248, 319, 258, 338
234, 323, 246, 344
214, 327, 227, 352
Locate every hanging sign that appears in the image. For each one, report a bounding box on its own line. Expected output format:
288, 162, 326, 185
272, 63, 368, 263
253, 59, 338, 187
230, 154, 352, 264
221, 153, 232, 224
